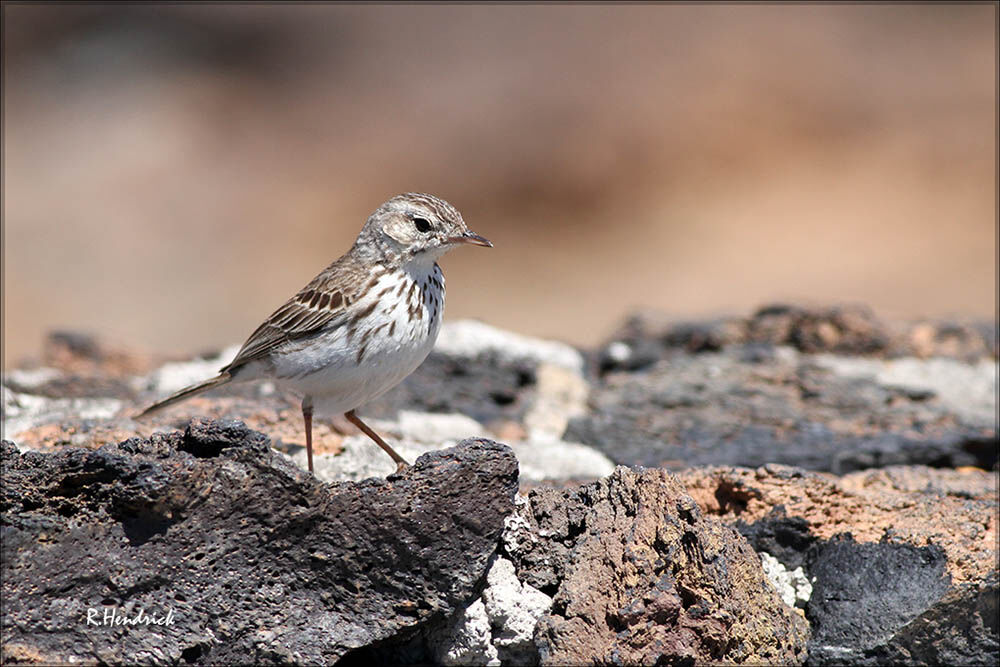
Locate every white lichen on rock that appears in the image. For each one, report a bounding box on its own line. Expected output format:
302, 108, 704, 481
482, 557, 552, 664
395, 410, 485, 443
501, 498, 536, 556
3, 367, 63, 389
760, 551, 813, 608
430, 556, 552, 666
604, 341, 632, 363
432, 598, 500, 666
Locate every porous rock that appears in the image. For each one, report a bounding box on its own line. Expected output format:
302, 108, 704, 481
681, 464, 999, 665
1, 420, 518, 665
4, 312, 996, 665
503, 466, 810, 665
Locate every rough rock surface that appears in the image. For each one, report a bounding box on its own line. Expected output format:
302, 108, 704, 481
872, 572, 999, 666
2, 307, 997, 665
680, 464, 999, 665
806, 536, 951, 665
571, 335, 996, 474
360, 467, 811, 665
1, 421, 518, 665
502, 467, 810, 665
4, 321, 613, 484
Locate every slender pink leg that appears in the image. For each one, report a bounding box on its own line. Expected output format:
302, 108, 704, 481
302, 399, 314, 473
345, 409, 410, 472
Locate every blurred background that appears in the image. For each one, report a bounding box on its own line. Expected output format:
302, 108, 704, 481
3, 4, 996, 368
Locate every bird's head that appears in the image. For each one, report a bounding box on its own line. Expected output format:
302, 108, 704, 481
358, 192, 492, 264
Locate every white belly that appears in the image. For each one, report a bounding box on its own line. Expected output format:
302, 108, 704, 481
258, 262, 444, 415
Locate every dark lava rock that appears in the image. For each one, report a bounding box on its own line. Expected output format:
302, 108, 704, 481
681, 465, 999, 667
873, 572, 999, 666
567, 346, 996, 473
806, 535, 952, 665
365, 350, 538, 425
742, 525, 998, 666
735, 506, 817, 571
1, 420, 518, 665
502, 467, 810, 665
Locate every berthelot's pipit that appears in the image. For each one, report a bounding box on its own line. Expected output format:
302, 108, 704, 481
137, 193, 492, 473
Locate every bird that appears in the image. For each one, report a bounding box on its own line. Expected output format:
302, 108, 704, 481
136, 193, 492, 474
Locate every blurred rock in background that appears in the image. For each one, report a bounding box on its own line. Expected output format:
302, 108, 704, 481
3, 4, 996, 367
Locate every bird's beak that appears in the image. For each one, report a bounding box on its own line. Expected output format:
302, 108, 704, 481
447, 231, 493, 248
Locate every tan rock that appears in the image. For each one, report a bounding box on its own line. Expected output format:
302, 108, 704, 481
679, 464, 997, 584
507, 467, 810, 665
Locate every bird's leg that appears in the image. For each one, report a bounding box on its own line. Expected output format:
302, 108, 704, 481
345, 409, 410, 473
302, 397, 314, 474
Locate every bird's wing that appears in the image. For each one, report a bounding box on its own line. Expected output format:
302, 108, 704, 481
221, 260, 367, 373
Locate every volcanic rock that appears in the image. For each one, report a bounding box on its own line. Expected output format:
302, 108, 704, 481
569, 343, 996, 474
1, 421, 518, 665
502, 466, 811, 665
680, 464, 999, 665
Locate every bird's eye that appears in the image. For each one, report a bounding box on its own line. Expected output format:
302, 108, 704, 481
413, 217, 432, 233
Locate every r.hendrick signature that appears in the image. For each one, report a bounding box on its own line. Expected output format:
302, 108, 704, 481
86, 606, 175, 627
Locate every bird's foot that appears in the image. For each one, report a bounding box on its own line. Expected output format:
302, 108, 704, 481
387, 460, 410, 479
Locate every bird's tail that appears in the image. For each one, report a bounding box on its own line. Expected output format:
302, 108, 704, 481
135, 372, 232, 419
